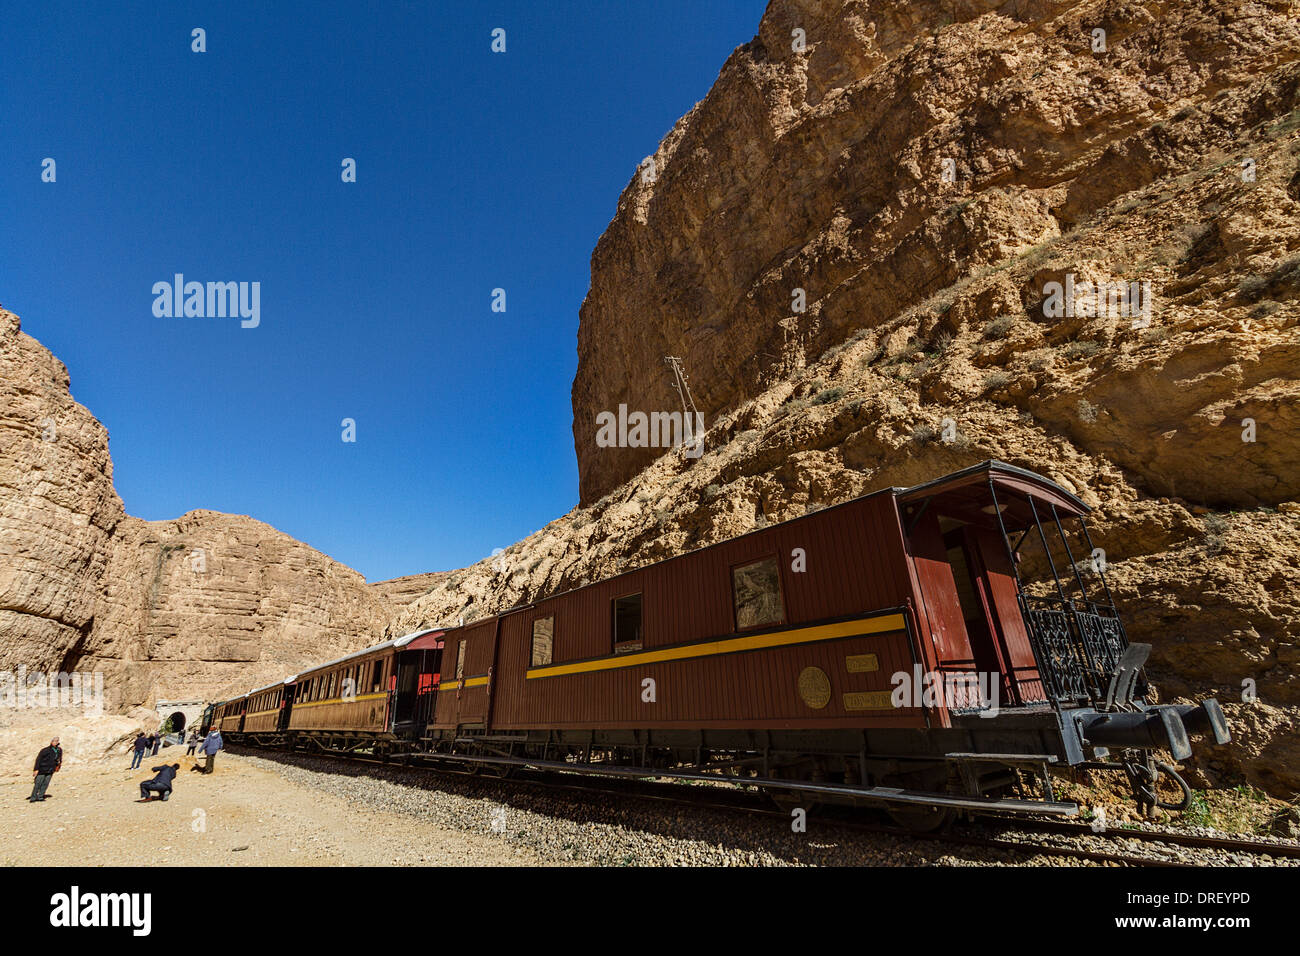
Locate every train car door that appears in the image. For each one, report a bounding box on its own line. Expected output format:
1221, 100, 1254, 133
278, 683, 296, 732
448, 620, 498, 728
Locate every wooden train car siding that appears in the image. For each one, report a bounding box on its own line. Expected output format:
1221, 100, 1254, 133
432, 619, 498, 729
487, 492, 932, 731
243, 683, 286, 733
216, 695, 247, 732
288, 646, 395, 734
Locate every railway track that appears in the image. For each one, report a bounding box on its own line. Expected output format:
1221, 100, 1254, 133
232, 744, 1299, 867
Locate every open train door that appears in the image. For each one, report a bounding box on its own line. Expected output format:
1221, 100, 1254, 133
899, 461, 1081, 710
390, 630, 445, 735
278, 679, 296, 732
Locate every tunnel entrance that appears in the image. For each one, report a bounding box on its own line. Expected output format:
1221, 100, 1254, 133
168, 711, 186, 735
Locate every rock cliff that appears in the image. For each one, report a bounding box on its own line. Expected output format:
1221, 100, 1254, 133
401, 0, 1300, 795
573, 0, 1300, 505
1, 307, 390, 707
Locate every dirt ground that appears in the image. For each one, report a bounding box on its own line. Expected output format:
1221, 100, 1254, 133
0, 750, 546, 866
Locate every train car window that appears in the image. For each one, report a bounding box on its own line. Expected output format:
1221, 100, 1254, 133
613, 595, 642, 653
732, 557, 786, 630
531, 616, 554, 667
455, 640, 467, 679
371, 662, 383, 694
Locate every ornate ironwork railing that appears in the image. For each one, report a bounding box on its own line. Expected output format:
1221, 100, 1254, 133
1021, 596, 1132, 706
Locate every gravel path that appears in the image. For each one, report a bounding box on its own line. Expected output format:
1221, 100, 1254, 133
11, 747, 1294, 866
0, 751, 547, 866
222, 749, 1121, 866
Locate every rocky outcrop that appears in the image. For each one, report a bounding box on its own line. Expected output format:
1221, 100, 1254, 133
81, 512, 392, 709
370, 572, 452, 608
0, 308, 124, 672
572, 0, 1300, 504
0, 306, 390, 710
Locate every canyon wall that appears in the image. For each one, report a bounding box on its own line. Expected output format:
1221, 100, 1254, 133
0, 306, 391, 707
401, 0, 1300, 795
573, 0, 1300, 506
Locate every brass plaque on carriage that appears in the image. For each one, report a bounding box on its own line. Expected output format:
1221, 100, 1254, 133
843, 690, 894, 710
797, 666, 832, 709
845, 653, 879, 673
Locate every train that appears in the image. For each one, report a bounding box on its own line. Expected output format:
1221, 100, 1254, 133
202, 460, 1230, 829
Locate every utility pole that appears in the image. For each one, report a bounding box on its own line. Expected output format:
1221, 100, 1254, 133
665, 356, 704, 454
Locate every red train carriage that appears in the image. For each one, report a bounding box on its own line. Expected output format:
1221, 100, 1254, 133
422, 461, 1227, 819
215, 462, 1229, 821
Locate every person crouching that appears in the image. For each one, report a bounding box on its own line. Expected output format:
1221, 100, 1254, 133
138, 763, 180, 802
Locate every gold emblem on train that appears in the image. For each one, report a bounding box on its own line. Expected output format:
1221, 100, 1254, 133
797, 666, 832, 709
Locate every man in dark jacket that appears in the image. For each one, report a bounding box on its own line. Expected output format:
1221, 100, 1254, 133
130, 732, 148, 769
138, 763, 181, 801
29, 738, 62, 802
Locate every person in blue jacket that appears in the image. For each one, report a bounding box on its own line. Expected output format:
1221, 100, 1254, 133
199, 729, 223, 774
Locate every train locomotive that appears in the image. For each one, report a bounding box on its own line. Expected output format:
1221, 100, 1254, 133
206, 461, 1230, 828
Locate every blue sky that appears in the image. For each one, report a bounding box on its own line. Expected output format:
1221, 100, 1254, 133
1, 1, 768, 581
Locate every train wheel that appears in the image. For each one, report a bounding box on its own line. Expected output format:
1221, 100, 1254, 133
887, 803, 956, 833
769, 788, 821, 815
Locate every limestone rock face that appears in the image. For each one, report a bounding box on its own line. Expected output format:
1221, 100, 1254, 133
1, 306, 390, 711
82, 512, 393, 709
0, 308, 124, 671
370, 572, 452, 609
401, 0, 1300, 796
572, 0, 1300, 505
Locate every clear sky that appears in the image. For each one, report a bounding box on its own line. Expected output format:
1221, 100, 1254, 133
1, 1, 769, 581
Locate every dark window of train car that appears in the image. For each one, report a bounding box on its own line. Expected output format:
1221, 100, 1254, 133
531, 616, 554, 667
371, 661, 383, 694
613, 594, 642, 653
732, 557, 786, 630
455, 640, 466, 679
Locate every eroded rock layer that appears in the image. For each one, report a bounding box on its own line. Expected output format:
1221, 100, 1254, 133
573, 0, 1300, 505
1, 307, 391, 707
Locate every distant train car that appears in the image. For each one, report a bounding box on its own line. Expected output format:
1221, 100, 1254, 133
213, 694, 248, 734
282, 629, 443, 746
242, 678, 293, 736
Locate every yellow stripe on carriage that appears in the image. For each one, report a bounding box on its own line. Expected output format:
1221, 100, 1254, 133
525, 613, 907, 680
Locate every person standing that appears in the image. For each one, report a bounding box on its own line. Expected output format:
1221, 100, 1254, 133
200, 728, 223, 774
185, 730, 200, 756
137, 763, 180, 802
130, 733, 148, 770
150, 732, 161, 756
28, 737, 63, 802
